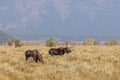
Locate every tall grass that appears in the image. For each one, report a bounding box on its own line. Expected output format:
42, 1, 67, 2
0, 45, 119, 80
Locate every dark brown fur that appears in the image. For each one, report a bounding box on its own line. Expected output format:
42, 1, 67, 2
49, 47, 71, 56
25, 49, 44, 63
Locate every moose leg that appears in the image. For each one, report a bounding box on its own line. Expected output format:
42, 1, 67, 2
35, 59, 38, 63
38, 58, 40, 62
26, 56, 29, 61
33, 57, 38, 63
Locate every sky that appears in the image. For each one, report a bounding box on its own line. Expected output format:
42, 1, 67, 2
0, 0, 120, 39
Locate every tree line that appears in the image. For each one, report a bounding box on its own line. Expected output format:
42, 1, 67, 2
7, 38, 119, 47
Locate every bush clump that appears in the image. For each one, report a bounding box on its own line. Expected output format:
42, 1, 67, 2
46, 37, 56, 47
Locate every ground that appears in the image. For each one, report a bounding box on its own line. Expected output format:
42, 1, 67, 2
0, 45, 119, 80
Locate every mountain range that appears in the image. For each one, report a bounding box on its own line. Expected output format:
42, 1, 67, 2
0, 30, 12, 44
0, 0, 120, 41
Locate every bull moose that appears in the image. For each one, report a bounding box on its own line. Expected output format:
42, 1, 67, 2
49, 47, 71, 56
25, 49, 44, 63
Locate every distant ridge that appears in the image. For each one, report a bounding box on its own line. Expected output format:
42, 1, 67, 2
0, 30, 13, 44
14, 34, 120, 42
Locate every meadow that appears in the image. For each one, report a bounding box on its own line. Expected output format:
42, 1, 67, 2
0, 45, 119, 80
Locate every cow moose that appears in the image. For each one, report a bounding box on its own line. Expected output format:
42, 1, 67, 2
58, 47, 71, 54
49, 47, 71, 56
25, 49, 44, 63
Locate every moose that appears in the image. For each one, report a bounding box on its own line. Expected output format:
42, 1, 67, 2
25, 49, 44, 63
49, 47, 71, 56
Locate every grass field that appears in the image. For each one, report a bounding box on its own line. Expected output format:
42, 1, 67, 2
0, 45, 119, 80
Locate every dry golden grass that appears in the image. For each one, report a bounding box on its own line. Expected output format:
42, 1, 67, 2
0, 45, 119, 80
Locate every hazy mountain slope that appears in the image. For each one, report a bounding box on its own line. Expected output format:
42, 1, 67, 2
0, 30, 13, 44
0, 0, 120, 40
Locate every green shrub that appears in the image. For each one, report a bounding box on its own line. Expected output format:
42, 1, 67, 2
14, 39, 22, 48
106, 39, 119, 46
7, 40, 13, 47
46, 37, 56, 47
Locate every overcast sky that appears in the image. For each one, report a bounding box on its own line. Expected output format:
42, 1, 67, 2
0, 0, 120, 37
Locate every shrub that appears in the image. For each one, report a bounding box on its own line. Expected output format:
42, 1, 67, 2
106, 39, 119, 46
7, 40, 13, 47
14, 39, 22, 48
83, 38, 94, 45
94, 40, 100, 45
46, 37, 56, 47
